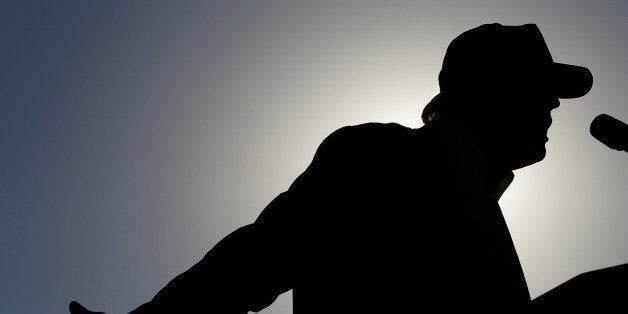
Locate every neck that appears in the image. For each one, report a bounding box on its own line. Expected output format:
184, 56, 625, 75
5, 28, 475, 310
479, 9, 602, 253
441, 113, 515, 179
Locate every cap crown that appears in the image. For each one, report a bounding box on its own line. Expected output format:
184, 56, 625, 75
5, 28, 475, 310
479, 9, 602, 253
439, 23, 555, 95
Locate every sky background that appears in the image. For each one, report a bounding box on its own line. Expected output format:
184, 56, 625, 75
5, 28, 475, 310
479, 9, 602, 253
1, 1, 627, 313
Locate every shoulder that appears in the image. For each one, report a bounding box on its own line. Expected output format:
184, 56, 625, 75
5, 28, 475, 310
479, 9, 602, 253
327, 122, 411, 140
318, 122, 413, 153
307, 122, 436, 175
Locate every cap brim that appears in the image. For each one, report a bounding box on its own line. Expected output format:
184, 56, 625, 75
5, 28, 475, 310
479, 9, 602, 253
552, 63, 593, 99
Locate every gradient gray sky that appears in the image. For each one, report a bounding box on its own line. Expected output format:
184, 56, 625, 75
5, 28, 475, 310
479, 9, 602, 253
2, 1, 627, 313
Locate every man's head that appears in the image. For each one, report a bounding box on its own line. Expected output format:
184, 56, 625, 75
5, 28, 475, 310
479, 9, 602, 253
423, 23, 593, 170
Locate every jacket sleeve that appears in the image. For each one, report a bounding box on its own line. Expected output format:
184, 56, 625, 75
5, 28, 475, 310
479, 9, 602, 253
127, 217, 292, 314
127, 127, 353, 314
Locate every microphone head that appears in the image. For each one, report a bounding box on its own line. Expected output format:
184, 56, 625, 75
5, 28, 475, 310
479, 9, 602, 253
590, 114, 628, 151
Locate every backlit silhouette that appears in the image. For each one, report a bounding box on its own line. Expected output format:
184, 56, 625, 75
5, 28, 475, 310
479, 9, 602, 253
70, 23, 627, 314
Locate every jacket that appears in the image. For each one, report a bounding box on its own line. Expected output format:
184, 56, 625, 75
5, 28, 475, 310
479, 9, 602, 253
130, 122, 531, 314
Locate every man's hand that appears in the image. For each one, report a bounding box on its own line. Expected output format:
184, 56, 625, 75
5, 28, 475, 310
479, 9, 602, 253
69, 301, 106, 314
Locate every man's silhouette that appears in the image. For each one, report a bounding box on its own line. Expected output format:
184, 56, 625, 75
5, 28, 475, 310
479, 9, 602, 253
70, 23, 625, 314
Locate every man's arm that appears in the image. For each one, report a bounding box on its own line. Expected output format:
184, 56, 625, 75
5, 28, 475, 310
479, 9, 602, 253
125, 127, 357, 313
126, 126, 362, 313
70, 126, 354, 314
128, 204, 295, 313
68, 189, 303, 314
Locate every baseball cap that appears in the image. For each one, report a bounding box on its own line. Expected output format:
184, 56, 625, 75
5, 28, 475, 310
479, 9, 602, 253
438, 23, 593, 99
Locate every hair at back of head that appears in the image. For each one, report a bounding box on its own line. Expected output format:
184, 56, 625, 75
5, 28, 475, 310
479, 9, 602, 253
422, 93, 447, 125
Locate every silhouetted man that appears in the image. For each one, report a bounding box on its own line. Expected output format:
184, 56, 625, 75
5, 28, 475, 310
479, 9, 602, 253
71, 23, 625, 314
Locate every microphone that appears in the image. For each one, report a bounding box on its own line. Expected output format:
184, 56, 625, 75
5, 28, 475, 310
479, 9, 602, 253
590, 114, 628, 152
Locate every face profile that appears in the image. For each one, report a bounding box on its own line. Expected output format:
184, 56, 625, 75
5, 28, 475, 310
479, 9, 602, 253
482, 84, 561, 170
430, 23, 591, 171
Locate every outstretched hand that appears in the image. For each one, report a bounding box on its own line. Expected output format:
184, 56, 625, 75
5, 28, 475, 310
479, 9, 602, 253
69, 301, 106, 314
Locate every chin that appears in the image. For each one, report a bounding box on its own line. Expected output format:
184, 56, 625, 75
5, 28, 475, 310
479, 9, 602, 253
511, 146, 547, 170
